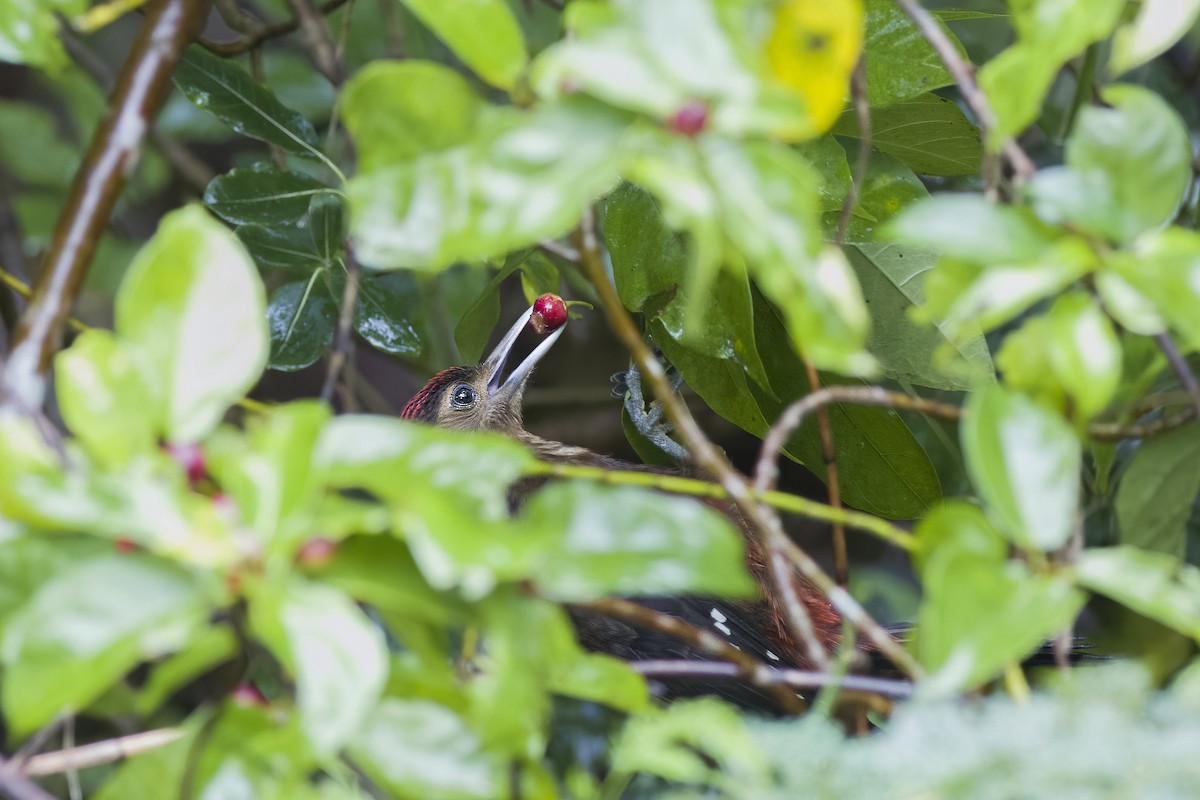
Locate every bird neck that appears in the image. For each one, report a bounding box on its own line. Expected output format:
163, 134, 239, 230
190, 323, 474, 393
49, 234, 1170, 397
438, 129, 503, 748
513, 429, 659, 472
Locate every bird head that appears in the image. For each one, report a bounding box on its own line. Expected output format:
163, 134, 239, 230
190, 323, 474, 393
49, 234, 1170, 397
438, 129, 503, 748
400, 303, 566, 435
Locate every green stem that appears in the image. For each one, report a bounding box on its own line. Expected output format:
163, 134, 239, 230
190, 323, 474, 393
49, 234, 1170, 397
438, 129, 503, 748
1062, 44, 1098, 140
535, 462, 917, 552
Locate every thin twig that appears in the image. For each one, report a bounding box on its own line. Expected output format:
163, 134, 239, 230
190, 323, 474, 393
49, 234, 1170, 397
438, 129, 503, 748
0, 756, 56, 800
803, 361, 849, 586
574, 210, 921, 678
198, 0, 352, 56
629, 659, 913, 700
2, 0, 210, 414
574, 598, 807, 714
22, 728, 184, 777
1089, 408, 1196, 441
321, 257, 360, 404
286, 0, 344, 84
892, 0, 1036, 186
1154, 332, 1200, 424
835, 56, 871, 247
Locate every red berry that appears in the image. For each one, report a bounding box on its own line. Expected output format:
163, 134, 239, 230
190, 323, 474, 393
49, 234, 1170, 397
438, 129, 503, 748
296, 537, 337, 567
165, 442, 206, 484
669, 102, 708, 136
530, 293, 568, 335
114, 537, 138, 553
231, 683, 267, 708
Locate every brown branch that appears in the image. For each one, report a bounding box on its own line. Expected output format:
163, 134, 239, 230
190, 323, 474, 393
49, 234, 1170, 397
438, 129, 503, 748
892, 0, 1036, 186
1089, 407, 1196, 441
1, 0, 211, 414
574, 598, 807, 714
574, 210, 922, 678
197, 0, 351, 56
21, 729, 184, 777
1154, 332, 1200, 425
286, 0, 344, 84
321, 256, 360, 404
835, 56, 870, 247
630, 659, 913, 700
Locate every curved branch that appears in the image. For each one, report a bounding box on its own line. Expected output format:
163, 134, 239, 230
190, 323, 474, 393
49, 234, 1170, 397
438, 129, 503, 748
197, 0, 351, 56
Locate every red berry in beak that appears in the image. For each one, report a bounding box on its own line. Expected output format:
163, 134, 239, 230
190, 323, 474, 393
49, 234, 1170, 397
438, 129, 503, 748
669, 101, 708, 136
530, 293, 568, 335
231, 683, 268, 707
114, 537, 138, 553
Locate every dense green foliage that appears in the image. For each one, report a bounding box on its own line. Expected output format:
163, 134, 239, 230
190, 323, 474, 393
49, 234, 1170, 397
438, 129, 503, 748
3, 0, 1200, 797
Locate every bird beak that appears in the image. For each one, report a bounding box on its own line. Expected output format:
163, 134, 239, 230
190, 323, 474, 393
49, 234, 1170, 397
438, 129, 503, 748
481, 305, 567, 402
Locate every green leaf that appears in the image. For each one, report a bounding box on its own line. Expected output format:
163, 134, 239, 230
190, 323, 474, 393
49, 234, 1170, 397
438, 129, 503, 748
887, 194, 1054, 264
174, 47, 323, 160
522, 482, 755, 601
115, 205, 269, 442
134, 626, 238, 717
863, 0, 955, 106
0, 0, 83, 71
961, 385, 1082, 551
916, 502, 1086, 694
1114, 425, 1200, 559
977, 0, 1125, 143
400, 0, 526, 90
308, 192, 345, 262
1028, 85, 1191, 243
355, 272, 428, 358
250, 579, 388, 756
0, 99, 79, 187
204, 164, 333, 227
341, 60, 485, 172
1110, 0, 1200, 76
267, 277, 336, 372
1114, 228, 1200, 352
349, 100, 628, 270
351, 699, 506, 799
54, 329, 158, 466
453, 255, 525, 363
826, 149, 928, 243
1077, 547, 1200, 641
832, 93, 982, 176
237, 223, 326, 271
1, 555, 206, 736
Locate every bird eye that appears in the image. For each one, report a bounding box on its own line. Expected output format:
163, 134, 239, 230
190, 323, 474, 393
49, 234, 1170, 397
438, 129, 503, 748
449, 384, 477, 410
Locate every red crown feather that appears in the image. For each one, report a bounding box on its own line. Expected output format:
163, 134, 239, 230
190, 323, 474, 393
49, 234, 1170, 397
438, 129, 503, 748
401, 366, 473, 422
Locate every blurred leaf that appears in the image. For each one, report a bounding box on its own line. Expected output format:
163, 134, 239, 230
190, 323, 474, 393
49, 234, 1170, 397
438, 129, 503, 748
1115, 228, 1200, 352
251, 578, 388, 756
1077, 547, 1200, 641
888, 194, 1054, 263
453, 254, 525, 363
355, 271, 428, 358
55, 329, 158, 466
174, 46, 322, 159
0, 0, 83, 71
522, 482, 755, 600
351, 699, 506, 800
1029, 85, 1191, 244
400, 0, 526, 90
341, 60, 484, 172
205, 164, 332, 227
0, 99, 78, 186
266, 277, 336, 372
1111, 0, 1200, 76
1, 555, 206, 736
961, 385, 1082, 551
135, 626, 238, 717
518, 251, 560, 304
1115, 425, 1200, 559
832, 93, 982, 176
977, 0, 1125, 144
349, 100, 628, 270
766, 0, 863, 133
863, 0, 954, 106
115, 205, 268, 442
916, 502, 1085, 694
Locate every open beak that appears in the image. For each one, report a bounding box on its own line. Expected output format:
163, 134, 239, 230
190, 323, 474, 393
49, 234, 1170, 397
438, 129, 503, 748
481, 305, 567, 403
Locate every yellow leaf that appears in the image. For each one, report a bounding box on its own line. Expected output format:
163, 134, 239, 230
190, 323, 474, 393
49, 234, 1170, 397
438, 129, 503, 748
767, 0, 863, 133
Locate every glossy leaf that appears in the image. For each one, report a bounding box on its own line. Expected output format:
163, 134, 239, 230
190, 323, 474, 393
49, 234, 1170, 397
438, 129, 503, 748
341, 60, 484, 172
355, 272, 428, 358
267, 277, 336, 372
977, 0, 1124, 143
349, 100, 628, 270
522, 482, 755, 600
1115, 425, 1200, 558
1110, 0, 1200, 76
961, 385, 1082, 551
863, 0, 954, 106
237, 223, 326, 271
251, 579, 388, 756
400, 0, 526, 90
1029, 85, 1191, 244
832, 93, 982, 176
1, 555, 206, 735
174, 47, 322, 159
204, 164, 332, 227
54, 329, 158, 466
1077, 547, 1200, 641
351, 699, 506, 799
115, 205, 269, 442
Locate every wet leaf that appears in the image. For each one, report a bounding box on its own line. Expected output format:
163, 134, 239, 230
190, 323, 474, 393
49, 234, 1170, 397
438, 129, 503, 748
267, 277, 336, 372
204, 163, 333, 226
400, 0, 526, 90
